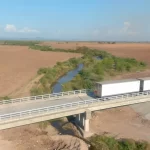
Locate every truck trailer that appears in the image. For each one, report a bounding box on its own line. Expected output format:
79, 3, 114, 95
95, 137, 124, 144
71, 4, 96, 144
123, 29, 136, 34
138, 77, 150, 92
94, 79, 141, 97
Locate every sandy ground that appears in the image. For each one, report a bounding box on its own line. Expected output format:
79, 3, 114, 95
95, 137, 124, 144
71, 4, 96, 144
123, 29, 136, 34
0, 136, 15, 150
0, 122, 88, 150
0, 45, 80, 97
90, 106, 150, 141
42, 42, 150, 66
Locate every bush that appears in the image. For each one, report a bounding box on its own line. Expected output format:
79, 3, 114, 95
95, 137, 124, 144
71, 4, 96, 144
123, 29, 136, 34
30, 87, 43, 96
79, 70, 91, 79
38, 68, 49, 74
89, 135, 150, 150
0, 96, 11, 100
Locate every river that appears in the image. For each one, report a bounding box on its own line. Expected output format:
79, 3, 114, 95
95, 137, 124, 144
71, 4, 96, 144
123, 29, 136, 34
52, 56, 102, 93
52, 63, 84, 93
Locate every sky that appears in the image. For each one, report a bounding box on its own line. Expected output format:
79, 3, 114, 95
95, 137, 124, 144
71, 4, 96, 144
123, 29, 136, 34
0, 0, 150, 41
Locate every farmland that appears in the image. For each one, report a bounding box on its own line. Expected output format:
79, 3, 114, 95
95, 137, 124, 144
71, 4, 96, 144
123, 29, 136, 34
0, 45, 81, 97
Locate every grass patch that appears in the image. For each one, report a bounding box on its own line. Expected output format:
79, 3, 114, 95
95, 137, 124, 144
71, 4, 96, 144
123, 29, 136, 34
89, 135, 150, 150
39, 121, 50, 129
0, 96, 11, 100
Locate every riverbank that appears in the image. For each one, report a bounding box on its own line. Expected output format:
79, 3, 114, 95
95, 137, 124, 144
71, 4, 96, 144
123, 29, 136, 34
30, 46, 146, 95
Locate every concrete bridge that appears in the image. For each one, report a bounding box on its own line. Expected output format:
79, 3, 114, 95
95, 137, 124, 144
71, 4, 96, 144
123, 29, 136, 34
0, 89, 150, 136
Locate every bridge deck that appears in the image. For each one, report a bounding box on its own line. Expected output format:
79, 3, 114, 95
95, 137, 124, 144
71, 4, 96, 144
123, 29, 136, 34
0, 94, 92, 115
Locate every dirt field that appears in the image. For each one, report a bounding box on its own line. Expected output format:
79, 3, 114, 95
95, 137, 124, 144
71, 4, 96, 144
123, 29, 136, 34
42, 42, 150, 66
0, 121, 88, 150
0, 45, 81, 97
91, 106, 150, 141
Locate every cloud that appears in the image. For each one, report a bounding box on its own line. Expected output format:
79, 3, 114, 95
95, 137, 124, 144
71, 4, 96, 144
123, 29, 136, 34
4, 24, 39, 33
120, 22, 138, 36
18, 27, 39, 33
92, 29, 100, 36
5, 24, 17, 32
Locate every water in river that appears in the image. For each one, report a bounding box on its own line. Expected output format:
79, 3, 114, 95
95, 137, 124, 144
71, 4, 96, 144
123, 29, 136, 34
52, 64, 84, 93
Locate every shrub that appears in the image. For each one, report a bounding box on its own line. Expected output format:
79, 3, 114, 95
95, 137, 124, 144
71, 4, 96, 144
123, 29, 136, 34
89, 135, 150, 150
0, 96, 11, 100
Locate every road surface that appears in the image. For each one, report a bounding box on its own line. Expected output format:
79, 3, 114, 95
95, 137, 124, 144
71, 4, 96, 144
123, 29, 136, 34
0, 94, 92, 115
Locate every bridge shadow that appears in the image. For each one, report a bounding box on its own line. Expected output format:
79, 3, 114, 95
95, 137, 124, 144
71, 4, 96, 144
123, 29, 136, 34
50, 116, 79, 136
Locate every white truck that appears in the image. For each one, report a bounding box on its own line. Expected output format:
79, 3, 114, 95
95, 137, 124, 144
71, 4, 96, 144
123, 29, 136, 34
138, 77, 150, 91
94, 79, 141, 97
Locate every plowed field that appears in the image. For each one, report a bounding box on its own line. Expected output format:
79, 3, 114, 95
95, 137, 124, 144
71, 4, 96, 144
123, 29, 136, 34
0, 45, 80, 97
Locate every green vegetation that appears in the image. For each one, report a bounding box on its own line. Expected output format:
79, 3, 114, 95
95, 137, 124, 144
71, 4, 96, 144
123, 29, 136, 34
0, 41, 5, 45
63, 56, 146, 91
2, 40, 40, 46
29, 45, 111, 57
30, 46, 146, 95
89, 135, 150, 150
0, 96, 11, 100
30, 57, 82, 95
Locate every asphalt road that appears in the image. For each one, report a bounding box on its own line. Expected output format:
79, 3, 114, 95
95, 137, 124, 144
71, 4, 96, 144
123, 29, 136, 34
0, 94, 92, 115
131, 102, 150, 120
1, 93, 150, 121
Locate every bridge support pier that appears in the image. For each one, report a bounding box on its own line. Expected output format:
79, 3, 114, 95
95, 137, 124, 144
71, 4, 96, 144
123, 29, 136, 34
75, 109, 92, 137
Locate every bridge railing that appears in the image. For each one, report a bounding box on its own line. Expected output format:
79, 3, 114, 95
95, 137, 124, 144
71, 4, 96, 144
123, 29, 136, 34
0, 90, 150, 122
0, 89, 90, 105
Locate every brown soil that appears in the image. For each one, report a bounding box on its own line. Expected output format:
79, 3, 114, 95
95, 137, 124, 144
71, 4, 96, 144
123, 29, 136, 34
90, 106, 150, 141
9, 74, 44, 98
0, 123, 88, 150
109, 69, 150, 81
42, 42, 150, 66
0, 45, 81, 97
